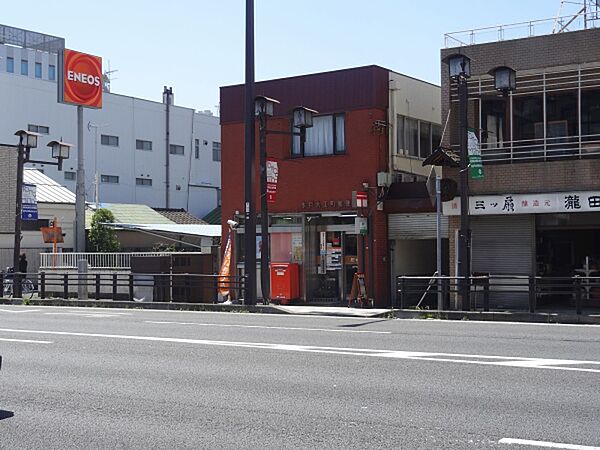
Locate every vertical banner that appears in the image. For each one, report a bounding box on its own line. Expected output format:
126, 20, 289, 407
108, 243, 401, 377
218, 232, 232, 296
468, 130, 484, 180
266, 158, 278, 203
22, 183, 38, 221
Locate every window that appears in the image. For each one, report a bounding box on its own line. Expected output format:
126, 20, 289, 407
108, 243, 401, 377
212, 142, 221, 161
136, 178, 152, 186
48, 64, 56, 81
35, 62, 42, 79
397, 115, 439, 158
513, 95, 544, 142
64, 171, 76, 181
195, 139, 200, 159
136, 139, 152, 151
169, 144, 184, 155
292, 114, 345, 157
28, 124, 50, 134
21, 59, 28, 76
6, 57, 14, 73
581, 89, 600, 138
100, 174, 119, 184
217, 188, 222, 206
101, 134, 119, 147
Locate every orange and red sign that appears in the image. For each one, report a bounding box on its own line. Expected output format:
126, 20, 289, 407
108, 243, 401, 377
59, 49, 103, 108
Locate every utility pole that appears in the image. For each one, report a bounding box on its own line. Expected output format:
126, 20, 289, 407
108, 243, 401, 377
244, 0, 257, 305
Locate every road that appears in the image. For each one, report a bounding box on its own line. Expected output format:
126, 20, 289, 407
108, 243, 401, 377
0, 305, 599, 449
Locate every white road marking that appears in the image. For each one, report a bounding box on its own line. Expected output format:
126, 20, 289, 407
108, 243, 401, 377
144, 320, 391, 334
0, 309, 41, 314
499, 438, 600, 449
44, 312, 130, 318
0, 327, 599, 373
0, 337, 52, 344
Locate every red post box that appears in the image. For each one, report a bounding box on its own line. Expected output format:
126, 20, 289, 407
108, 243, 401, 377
270, 263, 300, 304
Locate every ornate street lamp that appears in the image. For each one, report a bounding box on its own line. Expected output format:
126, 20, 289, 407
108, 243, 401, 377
490, 66, 516, 94
48, 140, 73, 171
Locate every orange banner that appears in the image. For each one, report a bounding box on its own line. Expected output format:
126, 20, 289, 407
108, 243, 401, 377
218, 233, 232, 296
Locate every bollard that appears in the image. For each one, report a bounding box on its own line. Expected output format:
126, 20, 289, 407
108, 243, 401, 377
575, 277, 582, 315
483, 277, 490, 312
399, 277, 406, 310
40, 272, 46, 299
95, 274, 101, 300
63, 274, 69, 299
129, 274, 134, 301
113, 273, 118, 300
528, 276, 536, 313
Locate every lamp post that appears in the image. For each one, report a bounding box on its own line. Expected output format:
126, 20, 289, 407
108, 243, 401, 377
12, 130, 71, 298
445, 54, 472, 311
255, 95, 316, 304
445, 55, 516, 311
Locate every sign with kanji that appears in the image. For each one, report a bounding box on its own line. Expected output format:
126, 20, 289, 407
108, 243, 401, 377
443, 191, 600, 215
468, 130, 484, 180
266, 158, 278, 203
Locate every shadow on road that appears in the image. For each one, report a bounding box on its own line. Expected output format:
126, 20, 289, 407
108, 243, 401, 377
338, 319, 388, 328
0, 410, 14, 420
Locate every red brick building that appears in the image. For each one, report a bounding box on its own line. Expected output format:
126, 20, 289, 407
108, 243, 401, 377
220, 65, 440, 306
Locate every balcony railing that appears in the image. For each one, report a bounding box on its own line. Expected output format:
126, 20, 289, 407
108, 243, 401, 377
448, 134, 600, 164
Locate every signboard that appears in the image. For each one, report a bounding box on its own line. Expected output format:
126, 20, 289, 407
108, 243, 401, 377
326, 245, 343, 270
353, 191, 368, 208
468, 130, 484, 180
22, 183, 38, 221
41, 226, 64, 244
59, 49, 103, 108
266, 158, 278, 203
355, 217, 368, 235
444, 191, 600, 216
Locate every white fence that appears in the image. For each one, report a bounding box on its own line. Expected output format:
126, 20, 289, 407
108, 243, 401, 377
39, 252, 205, 270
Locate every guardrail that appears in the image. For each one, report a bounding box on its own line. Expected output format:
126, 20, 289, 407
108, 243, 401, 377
1, 272, 245, 304
444, 12, 598, 48
397, 275, 600, 315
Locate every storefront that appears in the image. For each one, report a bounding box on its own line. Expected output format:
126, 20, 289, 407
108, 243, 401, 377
445, 190, 600, 308
236, 213, 361, 304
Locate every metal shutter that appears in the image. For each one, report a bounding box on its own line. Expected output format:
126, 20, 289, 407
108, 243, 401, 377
470, 215, 535, 309
388, 213, 449, 240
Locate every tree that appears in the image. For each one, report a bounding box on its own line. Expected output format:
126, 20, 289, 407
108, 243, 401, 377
88, 208, 120, 252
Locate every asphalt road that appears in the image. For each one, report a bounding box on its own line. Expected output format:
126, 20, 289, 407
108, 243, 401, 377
0, 305, 599, 449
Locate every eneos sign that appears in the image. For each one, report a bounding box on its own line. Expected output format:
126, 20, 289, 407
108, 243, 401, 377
59, 49, 103, 108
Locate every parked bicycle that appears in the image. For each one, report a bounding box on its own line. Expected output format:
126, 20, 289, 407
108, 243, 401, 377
2, 267, 35, 299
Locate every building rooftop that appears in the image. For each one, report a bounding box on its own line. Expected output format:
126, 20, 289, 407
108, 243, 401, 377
23, 169, 75, 204
153, 208, 207, 224
86, 203, 175, 228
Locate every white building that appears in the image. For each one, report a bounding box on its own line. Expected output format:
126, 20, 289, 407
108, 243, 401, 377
0, 24, 221, 220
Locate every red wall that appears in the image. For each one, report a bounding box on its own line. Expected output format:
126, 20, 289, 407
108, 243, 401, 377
221, 108, 391, 305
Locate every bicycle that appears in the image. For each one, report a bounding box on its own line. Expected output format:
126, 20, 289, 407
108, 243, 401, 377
2, 270, 35, 300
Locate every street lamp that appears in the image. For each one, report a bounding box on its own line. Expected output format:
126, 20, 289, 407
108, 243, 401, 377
12, 130, 71, 298
443, 53, 471, 311
490, 66, 516, 94
48, 140, 72, 171
255, 96, 317, 304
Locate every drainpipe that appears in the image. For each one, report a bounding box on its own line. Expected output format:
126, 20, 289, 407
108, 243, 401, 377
163, 86, 173, 208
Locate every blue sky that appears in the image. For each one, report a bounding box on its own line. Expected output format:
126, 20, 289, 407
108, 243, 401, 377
3, 1, 570, 112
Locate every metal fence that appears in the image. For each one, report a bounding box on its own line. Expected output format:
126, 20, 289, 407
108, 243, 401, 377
1, 271, 245, 304
39, 252, 206, 270
397, 275, 600, 315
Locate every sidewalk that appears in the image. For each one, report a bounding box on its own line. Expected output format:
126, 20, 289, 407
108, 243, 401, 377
1, 297, 600, 323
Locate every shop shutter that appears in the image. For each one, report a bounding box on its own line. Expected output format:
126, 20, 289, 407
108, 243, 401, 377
470, 215, 534, 309
388, 213, 449, 240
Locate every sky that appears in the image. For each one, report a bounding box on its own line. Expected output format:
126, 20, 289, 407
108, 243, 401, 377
1, 0, 577, 113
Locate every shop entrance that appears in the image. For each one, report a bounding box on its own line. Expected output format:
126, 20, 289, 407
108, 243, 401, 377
304, 216, 357, 304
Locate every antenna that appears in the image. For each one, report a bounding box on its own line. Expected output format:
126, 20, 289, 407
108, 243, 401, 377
103, 60, 119, 92
553, 0, 600, 33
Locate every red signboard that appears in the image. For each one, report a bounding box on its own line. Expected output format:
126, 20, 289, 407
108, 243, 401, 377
60, 49, 103, 108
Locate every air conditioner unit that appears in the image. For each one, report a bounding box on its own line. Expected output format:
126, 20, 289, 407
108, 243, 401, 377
377, 172, 392, 187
